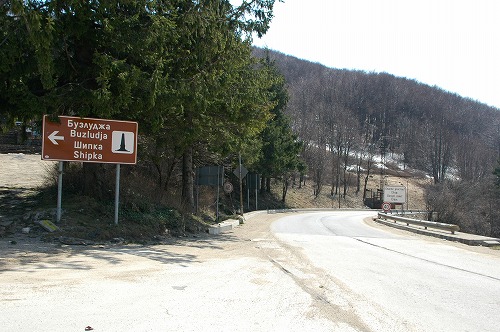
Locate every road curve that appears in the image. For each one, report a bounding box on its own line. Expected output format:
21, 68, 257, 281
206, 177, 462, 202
1, 210, 499, 332
270, 211, 500, 332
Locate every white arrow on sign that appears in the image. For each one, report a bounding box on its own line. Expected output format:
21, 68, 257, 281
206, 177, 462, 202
48, 131, 64, 145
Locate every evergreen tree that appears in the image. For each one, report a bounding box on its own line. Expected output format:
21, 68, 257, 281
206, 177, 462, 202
159, 0, 279, 210
1, 0, 281, 210
1, 0, 179, 122
256, 53, 305, 203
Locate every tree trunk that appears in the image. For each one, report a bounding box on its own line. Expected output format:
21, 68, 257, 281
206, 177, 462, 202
335, 147, 342, 195
181, 148, 194, 212
82, 163, 108, 199
363, 161, 372, 200
282, 176, 289, 203
356, 155, 362, 194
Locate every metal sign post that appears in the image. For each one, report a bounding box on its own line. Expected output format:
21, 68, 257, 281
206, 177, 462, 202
115, 164, 120, 225
56, 161, 63, 222
239, 154, 243, 215
216, 168, 220, 221
233, 155, 248, 215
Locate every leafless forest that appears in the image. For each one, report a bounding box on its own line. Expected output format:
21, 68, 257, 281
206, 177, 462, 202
255, 48, 500, 237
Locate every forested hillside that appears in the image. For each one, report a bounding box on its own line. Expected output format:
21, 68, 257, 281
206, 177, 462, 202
254, 48, 500, 237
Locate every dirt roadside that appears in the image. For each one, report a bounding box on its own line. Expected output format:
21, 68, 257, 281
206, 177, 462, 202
0, 153, 281, 266
0, 211, 282, 270
0, 150, 281, 270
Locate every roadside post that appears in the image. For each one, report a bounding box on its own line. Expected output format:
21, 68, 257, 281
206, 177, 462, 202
247, 173, 260, 211
42, 115, 138, 224
233, 157, 248, 215
57, 161, 63, 222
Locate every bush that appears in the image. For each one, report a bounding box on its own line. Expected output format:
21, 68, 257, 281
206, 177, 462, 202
425, 178, 500, 237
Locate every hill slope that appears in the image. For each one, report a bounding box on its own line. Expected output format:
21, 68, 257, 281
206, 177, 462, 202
254, 47, 500, 185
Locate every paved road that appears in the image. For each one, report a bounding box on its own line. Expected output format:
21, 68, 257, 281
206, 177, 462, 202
1, 210, 500, 331
271, 211, 500, 331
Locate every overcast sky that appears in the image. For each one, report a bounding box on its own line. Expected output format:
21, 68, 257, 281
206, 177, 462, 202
251, 0, 500, 109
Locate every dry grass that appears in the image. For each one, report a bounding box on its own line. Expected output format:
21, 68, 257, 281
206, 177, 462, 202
268, 172, 430, 211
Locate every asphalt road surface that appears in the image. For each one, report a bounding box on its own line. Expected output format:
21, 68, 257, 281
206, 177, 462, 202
271, 211, 500, 331
1, 210, 499, 331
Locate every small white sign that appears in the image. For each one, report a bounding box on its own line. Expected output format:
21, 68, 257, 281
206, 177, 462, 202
383, 186, 406, 203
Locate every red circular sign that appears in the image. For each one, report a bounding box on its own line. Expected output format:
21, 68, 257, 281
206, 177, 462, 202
223, 181, 234, 194
382, 202, 391, 212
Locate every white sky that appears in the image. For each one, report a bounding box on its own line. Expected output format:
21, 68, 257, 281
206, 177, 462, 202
250, 0, 500, 109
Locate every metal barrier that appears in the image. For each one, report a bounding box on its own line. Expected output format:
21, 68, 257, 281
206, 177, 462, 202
377, 212, 460, 234
267, 208, 370, 214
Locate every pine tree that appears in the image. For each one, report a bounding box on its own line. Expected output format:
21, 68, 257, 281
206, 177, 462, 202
256, 53, 305, 203
1, 0, 281, 210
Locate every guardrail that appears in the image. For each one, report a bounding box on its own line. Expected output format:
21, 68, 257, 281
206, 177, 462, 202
377, 212, 459, 234
267, 208, 371, 214
385, 210, 429, 215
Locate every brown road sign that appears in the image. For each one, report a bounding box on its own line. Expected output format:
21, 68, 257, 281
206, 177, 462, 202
42, 115, 138, 164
